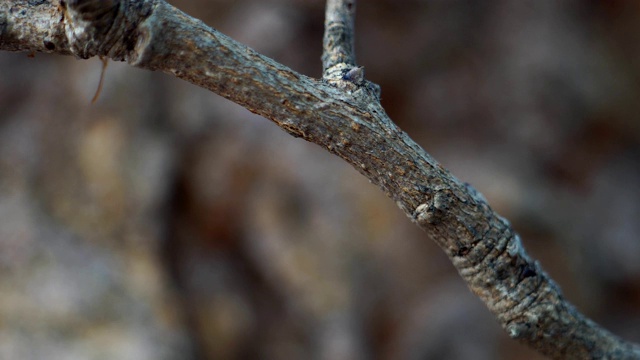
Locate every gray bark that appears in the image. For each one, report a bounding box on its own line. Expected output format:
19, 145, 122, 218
1, 0, 639, 358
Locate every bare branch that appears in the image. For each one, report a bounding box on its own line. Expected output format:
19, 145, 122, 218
321, 0, 379, 100
322, 0, 357, 74
0, 0, 70, 54
1, 0, 640, 358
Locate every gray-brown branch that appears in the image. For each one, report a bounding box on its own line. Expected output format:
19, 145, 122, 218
1, 0, 639, 359
322, 0, 356, 74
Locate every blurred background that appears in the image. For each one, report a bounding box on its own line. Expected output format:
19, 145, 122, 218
1, 0, 640, 359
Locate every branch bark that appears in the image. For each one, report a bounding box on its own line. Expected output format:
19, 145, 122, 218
323, 0, 356, 72
1, 0, 639, 358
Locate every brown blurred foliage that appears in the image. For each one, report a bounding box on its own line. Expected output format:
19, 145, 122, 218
1, 0, 639, 359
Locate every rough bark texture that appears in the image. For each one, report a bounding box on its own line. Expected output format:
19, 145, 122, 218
1, 0, 639, 359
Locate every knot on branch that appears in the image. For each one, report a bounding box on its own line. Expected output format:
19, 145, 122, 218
62, 0, 120, 58
323, 63, 381, 100
62, 0, 152, 60
414, 188, 454, 225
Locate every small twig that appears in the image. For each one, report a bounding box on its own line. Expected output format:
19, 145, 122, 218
322, 1, 379, 98
322, 0, 357, 76
91, 56, 109, 104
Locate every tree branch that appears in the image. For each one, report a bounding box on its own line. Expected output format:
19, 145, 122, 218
321, 0, 377, 98
323, 0, 356, 73
1, 0, 639, 358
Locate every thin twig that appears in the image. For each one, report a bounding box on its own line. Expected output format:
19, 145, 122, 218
322, 0, 357, 75
91, 56, 109, 103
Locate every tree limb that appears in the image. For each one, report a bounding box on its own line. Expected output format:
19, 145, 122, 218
1, 0, 639, 358
323, 0, 356, 72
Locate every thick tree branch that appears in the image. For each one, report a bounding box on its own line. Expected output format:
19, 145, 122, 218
1, 0, 639, 358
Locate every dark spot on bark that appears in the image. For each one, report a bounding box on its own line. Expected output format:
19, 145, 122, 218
457, 246, 470, 256
44, 41, 55, 50
0, 13, 7, 33
125, 35, 137, 52
496, 268, 509, 280
519, 263, 536, 279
